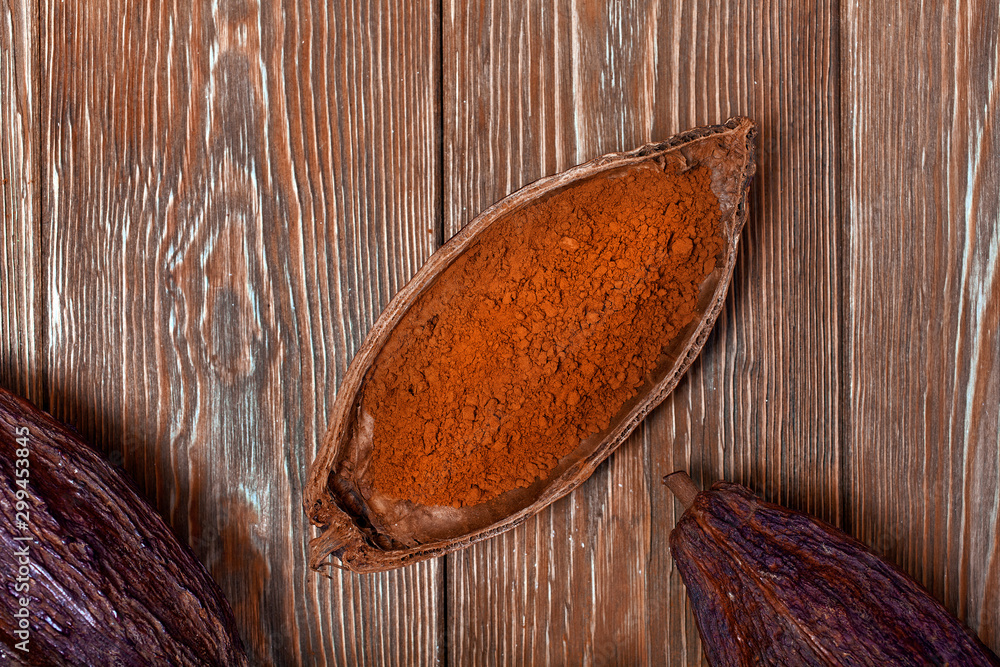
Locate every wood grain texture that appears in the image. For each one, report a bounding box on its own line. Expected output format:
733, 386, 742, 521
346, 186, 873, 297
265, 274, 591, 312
4, 1, 997, 663
443, 1, 840, 663
41, 0, 441, 664
843, 0, 1000, 654
0, 0, 40, 402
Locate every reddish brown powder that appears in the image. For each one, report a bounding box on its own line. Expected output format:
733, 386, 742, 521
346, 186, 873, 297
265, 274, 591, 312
362, 163, 723, 507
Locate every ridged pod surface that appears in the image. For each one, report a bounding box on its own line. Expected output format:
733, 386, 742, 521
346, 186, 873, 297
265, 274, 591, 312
0, 388, 248, 666
668, 477, 1000, 666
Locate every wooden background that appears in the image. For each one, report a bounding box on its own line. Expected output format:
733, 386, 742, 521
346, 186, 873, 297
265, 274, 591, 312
2, 0, 998, 664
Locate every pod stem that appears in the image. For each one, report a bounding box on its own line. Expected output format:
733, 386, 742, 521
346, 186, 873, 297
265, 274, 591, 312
663, 471, 699, 510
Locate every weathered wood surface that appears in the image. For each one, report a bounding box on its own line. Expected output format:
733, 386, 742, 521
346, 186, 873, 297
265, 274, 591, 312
0, 0, 39, 403
842, 0, 1000, 654
0, 0, 997, 664
35, 0, 442, 664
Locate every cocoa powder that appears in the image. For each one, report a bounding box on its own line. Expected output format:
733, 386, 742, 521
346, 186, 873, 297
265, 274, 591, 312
362, 162, 723, 507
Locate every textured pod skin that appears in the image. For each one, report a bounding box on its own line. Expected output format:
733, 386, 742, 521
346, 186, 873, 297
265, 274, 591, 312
671, 481, 1000, 667
0, 389, 248, 666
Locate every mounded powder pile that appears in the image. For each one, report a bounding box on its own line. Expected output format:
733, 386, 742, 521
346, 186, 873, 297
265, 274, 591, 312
362, 162, 723, 507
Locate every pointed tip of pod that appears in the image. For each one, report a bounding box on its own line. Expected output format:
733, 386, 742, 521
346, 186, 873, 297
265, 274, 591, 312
725, 115, 756, 132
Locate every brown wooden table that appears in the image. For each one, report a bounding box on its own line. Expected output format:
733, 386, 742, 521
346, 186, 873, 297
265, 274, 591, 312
2, 1, 998, 664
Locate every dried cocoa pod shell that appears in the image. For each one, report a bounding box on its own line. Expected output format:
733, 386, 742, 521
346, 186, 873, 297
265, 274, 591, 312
665, 472, 1000, 666
306, 118, 757, 573
0, 388, 248, 666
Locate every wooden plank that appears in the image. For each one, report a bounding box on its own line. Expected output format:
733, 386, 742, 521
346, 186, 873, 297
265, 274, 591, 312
842, 1, 1000, 653
443, 1, 841, 663
41, 0, 441, 664
0, 0, 40, 402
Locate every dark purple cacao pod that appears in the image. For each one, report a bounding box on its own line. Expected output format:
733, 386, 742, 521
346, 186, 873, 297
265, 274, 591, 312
666, 473, 999, 666
0, 388, 248, 666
